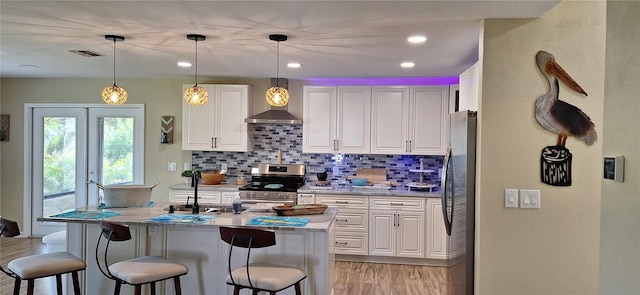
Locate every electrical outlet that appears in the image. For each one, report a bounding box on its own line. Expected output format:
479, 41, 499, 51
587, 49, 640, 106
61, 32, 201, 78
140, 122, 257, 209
168, 162, 177, 172
221, 163, 228, 171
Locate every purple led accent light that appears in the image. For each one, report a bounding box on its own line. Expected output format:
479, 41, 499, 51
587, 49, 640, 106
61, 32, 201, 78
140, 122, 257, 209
304, 76, 459, 86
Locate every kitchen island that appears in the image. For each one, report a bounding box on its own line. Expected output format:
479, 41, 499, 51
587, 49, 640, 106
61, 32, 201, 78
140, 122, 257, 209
40, 203, 336, 295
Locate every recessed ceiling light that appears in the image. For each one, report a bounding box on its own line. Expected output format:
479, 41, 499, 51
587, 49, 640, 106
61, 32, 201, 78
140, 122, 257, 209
287, 62, 301, 68
407, 36, 427, 44
401, 62, 415, 68
177, 61, 192, 67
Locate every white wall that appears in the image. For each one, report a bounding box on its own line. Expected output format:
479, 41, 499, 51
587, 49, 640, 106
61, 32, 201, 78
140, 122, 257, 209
599, 1, 640, 293
478, 1, 605, 294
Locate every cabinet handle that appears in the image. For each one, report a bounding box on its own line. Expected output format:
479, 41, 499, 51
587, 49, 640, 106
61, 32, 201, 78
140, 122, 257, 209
335, 201, 349, 204
335, 241, 348, 245
336, 219, 348, 222
390, 202, 404, 206
214, 137, 218, 148
405, 141, 409, 153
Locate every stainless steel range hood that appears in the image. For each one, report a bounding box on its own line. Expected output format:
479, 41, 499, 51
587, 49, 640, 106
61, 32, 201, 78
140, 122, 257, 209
245, 109, 302, 124
245, 78, 302, 124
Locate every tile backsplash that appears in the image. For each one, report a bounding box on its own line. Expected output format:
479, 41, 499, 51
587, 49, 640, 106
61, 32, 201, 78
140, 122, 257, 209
192, 124, 443, 189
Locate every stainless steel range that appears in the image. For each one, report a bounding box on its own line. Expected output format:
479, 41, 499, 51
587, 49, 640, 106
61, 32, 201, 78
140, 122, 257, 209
238, 163, 305, 204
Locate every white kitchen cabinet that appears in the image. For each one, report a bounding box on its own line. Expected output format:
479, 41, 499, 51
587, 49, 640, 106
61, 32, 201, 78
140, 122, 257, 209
170, 189, 221, 205
303, 86, 371, 153
426, 198, 449, 259
371, 86, 449, 155
221, 191, 239, 205
369, 197, 425, 258
182, 84, 253, 151
458, 61, 480, 112
316, 194, 369, 255
297, 193, 316, 205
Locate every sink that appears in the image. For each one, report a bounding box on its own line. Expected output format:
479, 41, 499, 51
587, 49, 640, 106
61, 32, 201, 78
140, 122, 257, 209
165, 204, 242, 214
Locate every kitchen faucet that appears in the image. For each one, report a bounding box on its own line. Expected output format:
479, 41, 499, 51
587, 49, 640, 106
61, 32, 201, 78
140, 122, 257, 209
190, 172, 200, 214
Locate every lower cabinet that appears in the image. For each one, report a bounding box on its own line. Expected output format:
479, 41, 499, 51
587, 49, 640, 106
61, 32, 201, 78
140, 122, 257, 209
170, 189, 221, 204
316, 194, 369, 255
426, 198, 450, 259
368, 197, 425, 258
297, 193, 316, 204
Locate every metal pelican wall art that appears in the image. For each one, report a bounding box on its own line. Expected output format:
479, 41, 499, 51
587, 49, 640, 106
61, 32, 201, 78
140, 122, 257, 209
535, 50, 597, 186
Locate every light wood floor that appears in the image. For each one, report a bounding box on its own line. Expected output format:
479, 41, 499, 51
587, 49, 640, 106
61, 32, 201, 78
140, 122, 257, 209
1, 237, 447, 295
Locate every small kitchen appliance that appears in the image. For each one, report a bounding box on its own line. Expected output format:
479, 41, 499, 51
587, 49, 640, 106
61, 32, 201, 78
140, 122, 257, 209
238, 163, 305, 204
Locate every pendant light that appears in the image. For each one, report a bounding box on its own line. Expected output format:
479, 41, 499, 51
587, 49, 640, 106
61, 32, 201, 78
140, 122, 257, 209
183, 34, 208, 106
265, 34, 289, 107
102, 35, 128, 105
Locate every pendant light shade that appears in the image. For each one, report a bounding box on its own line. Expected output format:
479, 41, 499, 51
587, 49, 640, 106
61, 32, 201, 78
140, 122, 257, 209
266, 34, 289, 107
184, 34, 208, 106
102, 35, 127, 105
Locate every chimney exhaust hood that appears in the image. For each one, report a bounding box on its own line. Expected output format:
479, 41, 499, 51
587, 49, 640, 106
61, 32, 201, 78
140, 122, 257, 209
245, 78, 302, 124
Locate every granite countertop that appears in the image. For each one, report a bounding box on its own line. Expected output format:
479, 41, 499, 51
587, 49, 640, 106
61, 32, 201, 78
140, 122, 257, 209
169, 183, 243, 191
39, 202, 337, 232
297, 184, 440, 198
168, 182, 439, 198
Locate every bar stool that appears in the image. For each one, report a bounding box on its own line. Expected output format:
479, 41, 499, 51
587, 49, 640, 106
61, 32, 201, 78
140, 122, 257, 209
220, 226, 307, 295
96, 220, 188, 295
0, 218, 85, 295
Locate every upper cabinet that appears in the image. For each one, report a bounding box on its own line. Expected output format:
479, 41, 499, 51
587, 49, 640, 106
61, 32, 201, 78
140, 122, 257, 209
371, 86, 449, 155
458, 62, 480, 112
303, 86, 371, 154
182, 84, 253, 151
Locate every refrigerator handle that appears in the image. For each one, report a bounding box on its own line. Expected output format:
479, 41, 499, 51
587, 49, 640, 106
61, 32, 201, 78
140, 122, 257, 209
441, 148, 453, 236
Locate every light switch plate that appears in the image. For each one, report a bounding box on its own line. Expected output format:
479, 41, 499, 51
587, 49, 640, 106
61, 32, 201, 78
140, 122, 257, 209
520, 189, 540, 208
505, 189, 518, 208
168, 162, 177, 172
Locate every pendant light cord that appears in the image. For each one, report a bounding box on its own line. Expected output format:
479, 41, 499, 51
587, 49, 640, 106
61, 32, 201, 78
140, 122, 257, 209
112, 39, 117, 86
194, 39, 199, 86
276, 40, 280, 87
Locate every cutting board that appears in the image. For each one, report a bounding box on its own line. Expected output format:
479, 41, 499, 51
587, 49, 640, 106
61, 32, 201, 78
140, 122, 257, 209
352, 168, 396, 186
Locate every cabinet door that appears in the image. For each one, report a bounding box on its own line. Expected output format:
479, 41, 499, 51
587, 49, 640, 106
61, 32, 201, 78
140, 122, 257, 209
215, 85, 252, 151
409, 86, 449, 155
170, 191, 221, 205
221, 191, 239, 205
426, 198, 449, 259
182, 84, 216, 150
368, 210, 395, 256
371, 86, 409, 154
335, 232, 368, 255
397, 211, 425, 258
336, 86, 371, 153
458, 62, 479, 112
297, 193, 316, 205
303, 86, 336, 153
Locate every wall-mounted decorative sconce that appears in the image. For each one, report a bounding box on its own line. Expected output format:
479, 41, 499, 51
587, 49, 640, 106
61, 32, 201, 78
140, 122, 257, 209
0, 114, 9, 142
161, 116, 174, 144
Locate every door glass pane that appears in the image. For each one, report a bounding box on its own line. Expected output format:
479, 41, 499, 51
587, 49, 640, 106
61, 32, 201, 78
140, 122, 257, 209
42, 117, 77, 216
101, 117, 134, 185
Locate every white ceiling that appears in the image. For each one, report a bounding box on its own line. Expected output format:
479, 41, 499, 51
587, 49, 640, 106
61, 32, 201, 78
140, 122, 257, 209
0, 0, 559, 80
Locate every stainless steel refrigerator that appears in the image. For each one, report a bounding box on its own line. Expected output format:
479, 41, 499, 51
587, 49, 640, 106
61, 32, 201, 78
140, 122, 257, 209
441, 110, 477, 295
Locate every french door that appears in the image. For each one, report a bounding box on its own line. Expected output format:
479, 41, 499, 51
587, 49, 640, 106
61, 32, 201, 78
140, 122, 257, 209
25, 104, 144, 236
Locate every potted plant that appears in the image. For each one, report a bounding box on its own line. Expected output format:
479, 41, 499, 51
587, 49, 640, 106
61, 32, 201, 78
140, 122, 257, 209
181, 170, 200, 184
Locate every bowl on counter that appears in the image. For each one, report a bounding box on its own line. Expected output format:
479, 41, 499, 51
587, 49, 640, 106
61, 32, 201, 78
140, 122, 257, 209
350, 177, 368, 186
102, 183, 158, 207
201, 171, 225, 185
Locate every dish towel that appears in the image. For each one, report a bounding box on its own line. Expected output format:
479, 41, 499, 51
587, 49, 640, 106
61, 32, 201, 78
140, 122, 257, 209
50, 210, 121, 220
147, 214, 215, 224
247, 216, 310, 227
